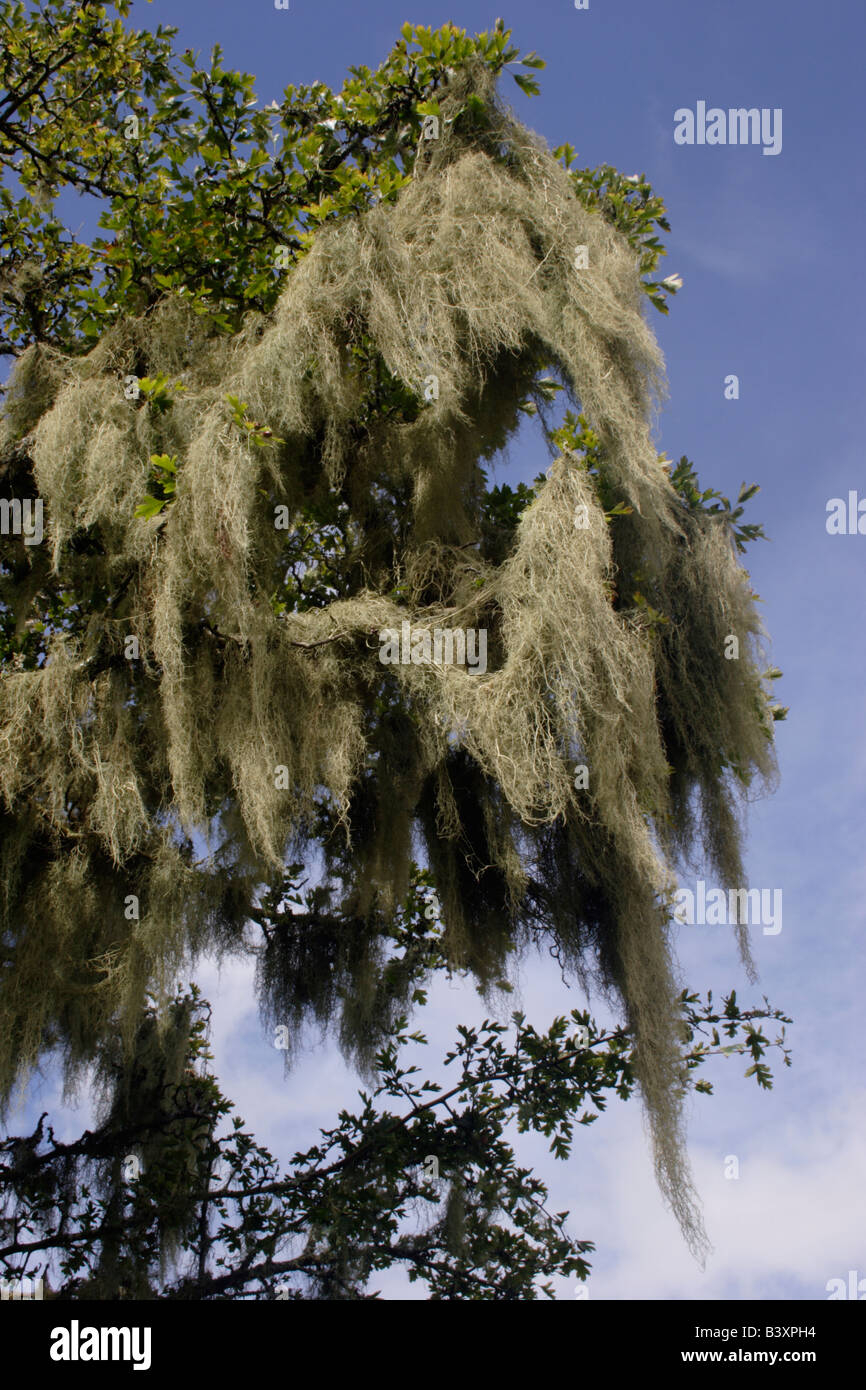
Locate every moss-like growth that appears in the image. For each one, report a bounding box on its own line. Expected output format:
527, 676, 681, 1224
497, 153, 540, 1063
0, 64, 779, 1259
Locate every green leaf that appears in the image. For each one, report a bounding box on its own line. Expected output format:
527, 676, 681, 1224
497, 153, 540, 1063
151, 453, 177, 473
134, 495, 167, 519
512, 73, 540, 97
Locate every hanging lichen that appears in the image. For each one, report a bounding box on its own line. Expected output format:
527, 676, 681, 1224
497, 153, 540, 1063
0, 61, 781, 1260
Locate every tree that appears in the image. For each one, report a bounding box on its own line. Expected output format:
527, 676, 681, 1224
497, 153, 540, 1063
0, 2, 786, 1284
0, 870, 792, 1299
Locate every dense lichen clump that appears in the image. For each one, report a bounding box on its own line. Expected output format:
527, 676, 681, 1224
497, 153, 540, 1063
0, 65, 778, 1256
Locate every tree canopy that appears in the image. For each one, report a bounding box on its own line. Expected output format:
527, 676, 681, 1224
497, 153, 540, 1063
0, 883, 791, 1300
0, 3, 785, 1273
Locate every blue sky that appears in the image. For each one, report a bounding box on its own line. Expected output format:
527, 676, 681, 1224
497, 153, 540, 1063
6, 0, 866, 1300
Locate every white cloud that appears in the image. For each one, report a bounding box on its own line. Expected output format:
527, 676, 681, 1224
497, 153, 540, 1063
546, 1086, 866, 1300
